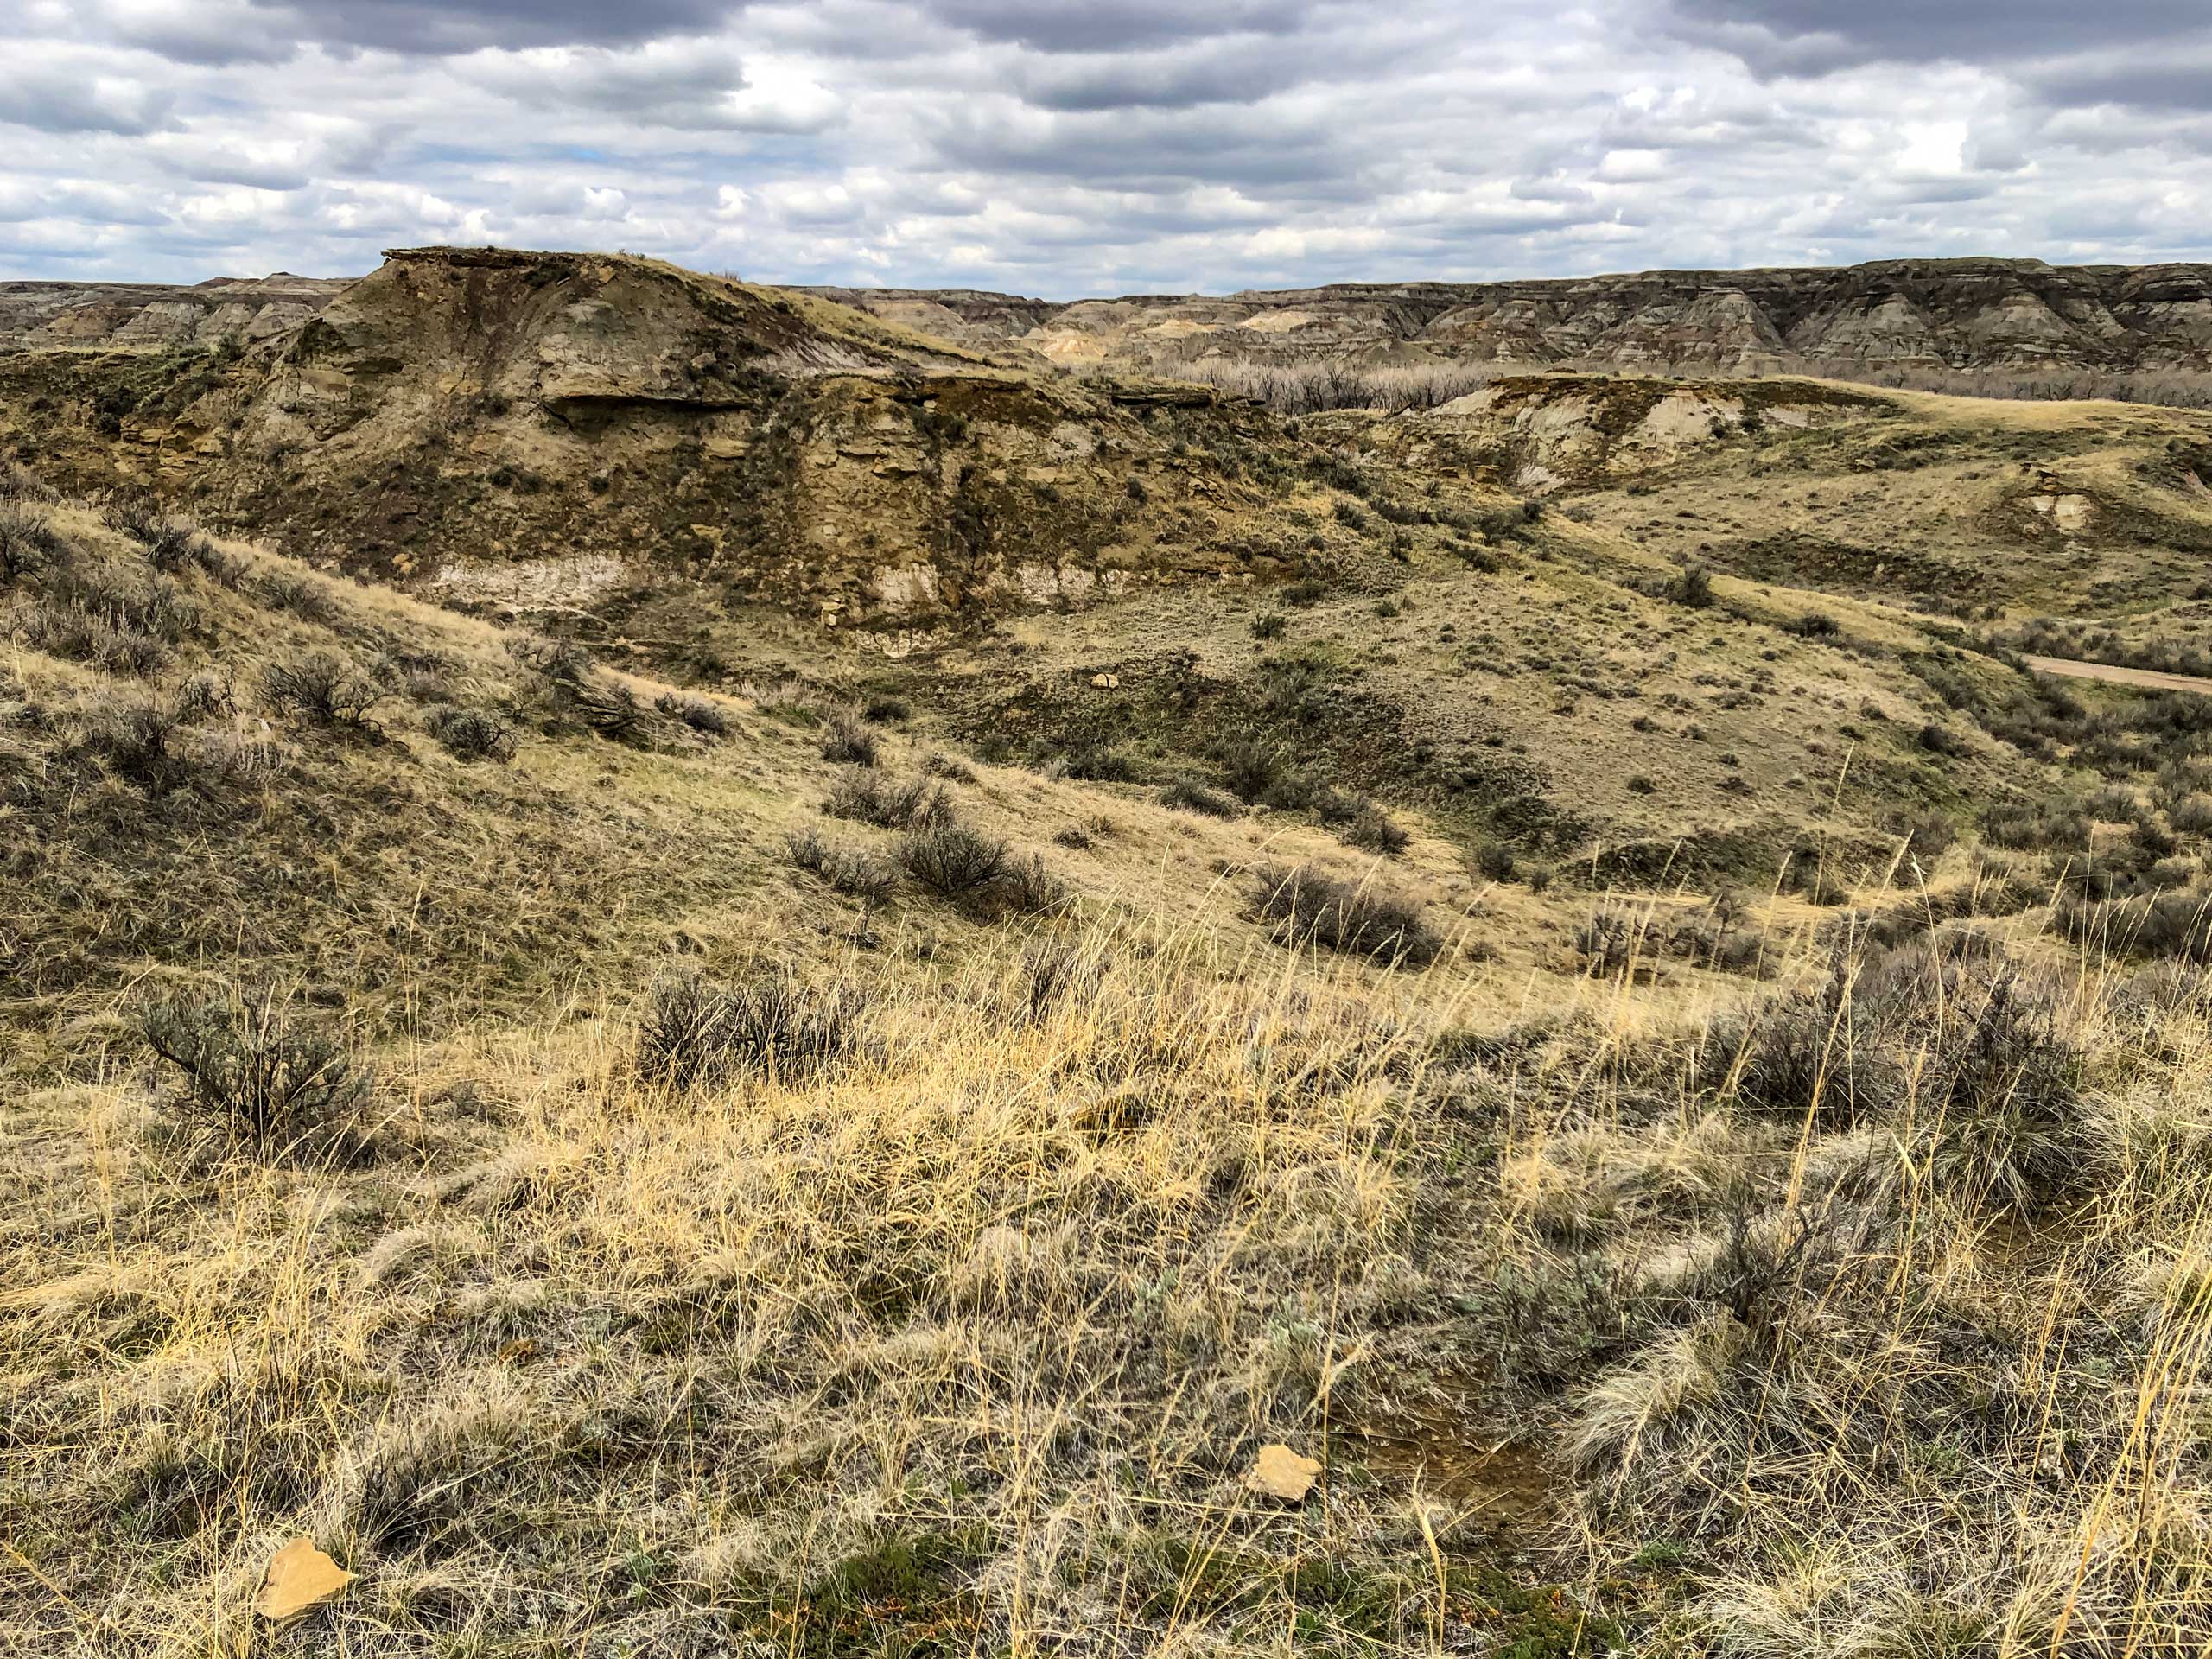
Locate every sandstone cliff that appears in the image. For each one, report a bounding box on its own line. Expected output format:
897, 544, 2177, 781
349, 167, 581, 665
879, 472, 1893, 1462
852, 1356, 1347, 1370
8, 247, 1330, 636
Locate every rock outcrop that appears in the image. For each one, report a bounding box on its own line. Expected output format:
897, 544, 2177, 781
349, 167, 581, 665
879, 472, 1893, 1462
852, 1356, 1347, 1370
19, 247, 1324, 632
17, 256, 2211, 377
0, 273, 352, 353
811, 258, 2212, 376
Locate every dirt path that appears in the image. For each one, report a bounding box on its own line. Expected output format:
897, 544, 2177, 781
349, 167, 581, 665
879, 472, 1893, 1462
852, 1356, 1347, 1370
2025, 655, 2212, 696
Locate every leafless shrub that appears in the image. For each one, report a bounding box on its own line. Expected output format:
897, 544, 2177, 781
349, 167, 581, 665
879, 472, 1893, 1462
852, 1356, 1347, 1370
15, 602, 171, 677
0, 462, 54, 502
1160, 776, 1242, 817
899, 822, 1010, 899
1344, 804, 1410, 855
573, 679, 645, 742
426, 705, 518, 763
510, 632, 594, 685
821, 712, 879, 766
0, 500, 68, 584
253, 568, 337, 620
174, 670, 236, 721
823, 768, 950, 831
654, 692, 731, 736
999, 851, 1073, 917
261, 652, 385, 727
784, 825, 896, 903
43, 557, 196, 642
137, 986, 372, 1158
1216, 738, 1287, 803
68, 702, 204, 792
106, 500, 240, 582
635, 967, 868, 1089
1575, 909, 1641, 977
1250, 862, 1439, 965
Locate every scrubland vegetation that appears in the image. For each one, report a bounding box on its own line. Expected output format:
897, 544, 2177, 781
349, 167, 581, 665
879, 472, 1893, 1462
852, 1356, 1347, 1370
10, 316, 2212, 1659
1161, 353, 2212, 416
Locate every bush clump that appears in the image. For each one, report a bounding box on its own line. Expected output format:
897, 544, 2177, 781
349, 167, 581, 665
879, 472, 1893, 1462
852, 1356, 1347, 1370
1668, 563, 1714, 607
108, 501, 239, 582
16, 602, 171, 677
69, 702, 207, 794
997, 851, 1073, 918
823, 768, 950, 831
92, 562, 199, 639
1472, 842, 1518, 883
0, 500, 68, 584
1736, 946, 2089, 1207
2057, 888, 2212, 963
784, 826, 896, 904
899, 822, 1010, 899
261, 652, 385, 728
636, 968, 867, 1090
137, 987, 372, 1158
1159, 776, 1242, 817
821, 713, 879, 766
1217, 739, 1287, 803
512, 633, 594, 686
1059, 745, 1139, 783
426, 706, 518, 763
861, 693, 910, 723
1250, 863, 1439, 965
0, 462, 54, 502
573, 679, 646, 743
1344, 804, 1410, 855
252, 569, 336, 621
654, 692, 731, 737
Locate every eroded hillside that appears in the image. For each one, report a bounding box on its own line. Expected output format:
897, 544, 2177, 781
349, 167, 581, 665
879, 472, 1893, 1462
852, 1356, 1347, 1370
816, 257, 2212, 380
14, 249, 2212, 1657
0, 272, 349, 353
2, 249, 1340, 639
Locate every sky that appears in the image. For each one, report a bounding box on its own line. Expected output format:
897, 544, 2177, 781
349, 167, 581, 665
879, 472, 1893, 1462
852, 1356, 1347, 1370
3, 1, 2209, 296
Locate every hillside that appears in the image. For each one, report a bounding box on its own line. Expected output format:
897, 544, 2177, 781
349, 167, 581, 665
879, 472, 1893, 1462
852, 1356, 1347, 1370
0, 248, 1332, 640
0, 273, 350, 354
12, 248, 2212, 1655
816, 257, 2212, 380
19, 254, 2212, 385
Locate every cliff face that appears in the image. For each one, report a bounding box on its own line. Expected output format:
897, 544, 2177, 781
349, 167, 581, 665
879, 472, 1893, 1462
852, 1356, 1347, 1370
16, 257, 2212, 375
0, 273, 352, 353
811, 258, 2212, 375
20, 247, 1324, 634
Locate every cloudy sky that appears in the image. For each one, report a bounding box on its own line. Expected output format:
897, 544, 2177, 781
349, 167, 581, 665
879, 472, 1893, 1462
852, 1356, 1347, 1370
3, 1, 2208, 296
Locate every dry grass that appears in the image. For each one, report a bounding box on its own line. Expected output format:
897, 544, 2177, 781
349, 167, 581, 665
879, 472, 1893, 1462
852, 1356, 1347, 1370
10, 378, 2212, 1659
12, 888, 2212, 1654
1, 927, 1530, 1654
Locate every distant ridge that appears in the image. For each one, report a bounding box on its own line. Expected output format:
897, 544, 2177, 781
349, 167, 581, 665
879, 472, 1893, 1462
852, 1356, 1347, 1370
9, 254, 2211, 378
804, 257, 2212, 376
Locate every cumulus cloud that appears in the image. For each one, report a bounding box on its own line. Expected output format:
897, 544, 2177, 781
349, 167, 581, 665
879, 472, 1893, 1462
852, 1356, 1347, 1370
0, 0, 2207, 290
1655, 1, 2208, 76
83, 0, 749, 62
0, 58, 175, 135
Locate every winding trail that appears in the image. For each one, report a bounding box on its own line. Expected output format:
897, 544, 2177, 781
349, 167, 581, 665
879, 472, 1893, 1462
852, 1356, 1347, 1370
2024, 655, 2212, 696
